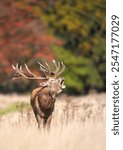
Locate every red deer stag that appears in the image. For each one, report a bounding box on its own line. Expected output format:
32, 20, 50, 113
12, 60, 65, 129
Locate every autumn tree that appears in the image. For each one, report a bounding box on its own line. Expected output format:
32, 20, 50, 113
0, 0, 106, 94
42, 0, 106, 94
0, 0, 62, 92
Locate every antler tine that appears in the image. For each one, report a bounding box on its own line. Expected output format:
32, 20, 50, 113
56, 61, 61, 73
15, 63, 18, 69
24, 64, 37, 77
20, 65, 23, 73
12, 63, 29, 80
12, 63, 19, 70
37, 61, 52, 78
37, 61, 49, 73
52, 60, 57, 68
24, 64, 49, 79
37, 63, 47, 77
12, 63, 48, 80
44, 61, 51, 76
57, 61, 65, 76
41, 68, 48, 76
52, 60, 65, 77
52, 60, 60, 76
12, 64, 16, 70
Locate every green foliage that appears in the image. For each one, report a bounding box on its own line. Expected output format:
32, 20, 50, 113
43, 0, 106, 94
53, 46, 105, 94
0, 102, 30, 117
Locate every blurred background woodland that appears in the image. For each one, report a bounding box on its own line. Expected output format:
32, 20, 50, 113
0, 0, 106, 94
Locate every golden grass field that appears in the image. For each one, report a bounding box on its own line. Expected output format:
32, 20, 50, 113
0, 93, 105, 150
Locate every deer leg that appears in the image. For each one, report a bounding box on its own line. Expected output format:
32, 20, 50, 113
31, 106, 41, 128
31, 102, 41, 128
43, 116, 52, 131
30, 96, 45, 128
43, 118, 48, 129
47, 115, 52, 131
35, 114, 41, 129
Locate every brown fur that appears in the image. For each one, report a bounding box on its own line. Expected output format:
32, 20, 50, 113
12, 60, 65, 129
30, 87, 56, 129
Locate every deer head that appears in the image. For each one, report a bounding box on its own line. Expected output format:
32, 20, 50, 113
12, 60, 66, 96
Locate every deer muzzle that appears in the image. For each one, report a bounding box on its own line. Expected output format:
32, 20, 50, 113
61, 78, 66, 89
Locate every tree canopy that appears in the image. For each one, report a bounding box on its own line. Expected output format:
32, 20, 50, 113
43, 0, 106, 93
0, 0, 105, 94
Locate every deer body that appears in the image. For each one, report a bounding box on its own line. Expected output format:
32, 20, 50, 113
12, 60, 65, 129
30, 87, 56, 128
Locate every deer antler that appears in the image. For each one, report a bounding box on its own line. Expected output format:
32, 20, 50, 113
12, 63, 47, 80
12, 60, 65, 80
38, 60, 65, 78
52, 60, 65, 77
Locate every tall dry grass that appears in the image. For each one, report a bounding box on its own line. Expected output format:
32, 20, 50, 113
0, 93, 105, 150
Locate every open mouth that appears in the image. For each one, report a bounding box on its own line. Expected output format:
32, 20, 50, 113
61, 79, 66, 89
61, 78, 64, 84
